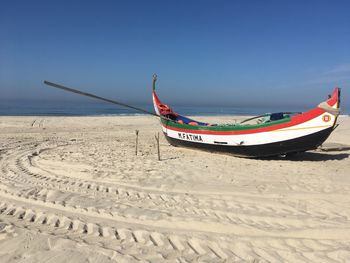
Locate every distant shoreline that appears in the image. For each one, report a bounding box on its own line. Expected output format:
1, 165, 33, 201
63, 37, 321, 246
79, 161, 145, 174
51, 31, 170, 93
1, 100, 349, 117
6, 100, 349, 116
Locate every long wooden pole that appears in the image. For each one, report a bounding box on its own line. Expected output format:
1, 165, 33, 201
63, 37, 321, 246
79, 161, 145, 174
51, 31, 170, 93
43, 80, 160, 117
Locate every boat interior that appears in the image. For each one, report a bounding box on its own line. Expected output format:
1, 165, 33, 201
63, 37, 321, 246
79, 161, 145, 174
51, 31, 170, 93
161, 104, 300, 127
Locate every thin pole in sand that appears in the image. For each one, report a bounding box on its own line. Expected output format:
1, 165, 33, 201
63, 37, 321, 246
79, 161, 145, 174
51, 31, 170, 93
155, 132, 161, 161
135, 130, 139, 155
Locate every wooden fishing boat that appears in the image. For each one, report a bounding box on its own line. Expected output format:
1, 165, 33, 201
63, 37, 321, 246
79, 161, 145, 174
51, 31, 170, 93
152, 76, 341, 157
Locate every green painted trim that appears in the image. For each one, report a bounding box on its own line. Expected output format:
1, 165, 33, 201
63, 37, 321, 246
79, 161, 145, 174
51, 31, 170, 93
161, 117, 291, 131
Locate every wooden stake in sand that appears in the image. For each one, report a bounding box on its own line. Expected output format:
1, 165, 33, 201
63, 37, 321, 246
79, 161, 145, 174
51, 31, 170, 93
155, 132, 161, 161
135, 130, 139, 155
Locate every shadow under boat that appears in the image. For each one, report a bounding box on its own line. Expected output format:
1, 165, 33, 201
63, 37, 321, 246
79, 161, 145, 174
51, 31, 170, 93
264, 151, 349, 161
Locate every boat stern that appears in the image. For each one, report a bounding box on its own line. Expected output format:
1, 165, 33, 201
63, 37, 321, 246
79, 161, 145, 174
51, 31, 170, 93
317, 87, 341, 128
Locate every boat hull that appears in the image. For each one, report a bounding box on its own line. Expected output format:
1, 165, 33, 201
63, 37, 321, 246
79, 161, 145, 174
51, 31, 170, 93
153, 75, 340, 158
164, 127, 334, 157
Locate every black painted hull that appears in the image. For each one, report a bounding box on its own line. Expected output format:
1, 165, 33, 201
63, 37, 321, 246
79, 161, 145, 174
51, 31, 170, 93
164, 127, 335, 158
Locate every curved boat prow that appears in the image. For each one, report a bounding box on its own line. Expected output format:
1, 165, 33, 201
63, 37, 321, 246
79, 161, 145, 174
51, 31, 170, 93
318, 87, 340, 117
329, 87, 341, 108
152, 74, 162, 116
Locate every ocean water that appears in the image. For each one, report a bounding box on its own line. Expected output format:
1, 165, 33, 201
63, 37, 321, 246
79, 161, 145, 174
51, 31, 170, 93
0, 100, 347, 117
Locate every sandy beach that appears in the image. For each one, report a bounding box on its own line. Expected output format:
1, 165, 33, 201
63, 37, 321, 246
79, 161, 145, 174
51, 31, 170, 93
0, 115, 350, 262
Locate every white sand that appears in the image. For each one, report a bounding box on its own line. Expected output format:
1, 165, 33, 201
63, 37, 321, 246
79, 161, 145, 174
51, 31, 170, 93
0, 115, 350, 262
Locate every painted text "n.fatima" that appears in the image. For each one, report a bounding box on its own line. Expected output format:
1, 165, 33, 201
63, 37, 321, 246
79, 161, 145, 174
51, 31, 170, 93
178, 133, 203, 142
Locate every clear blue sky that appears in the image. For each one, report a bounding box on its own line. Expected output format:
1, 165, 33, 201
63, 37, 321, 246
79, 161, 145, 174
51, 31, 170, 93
1, 0, 349, 109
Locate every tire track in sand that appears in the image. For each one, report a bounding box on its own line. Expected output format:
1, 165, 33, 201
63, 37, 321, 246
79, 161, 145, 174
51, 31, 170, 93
1, 140, 350, 262
1, 141, 348, 233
